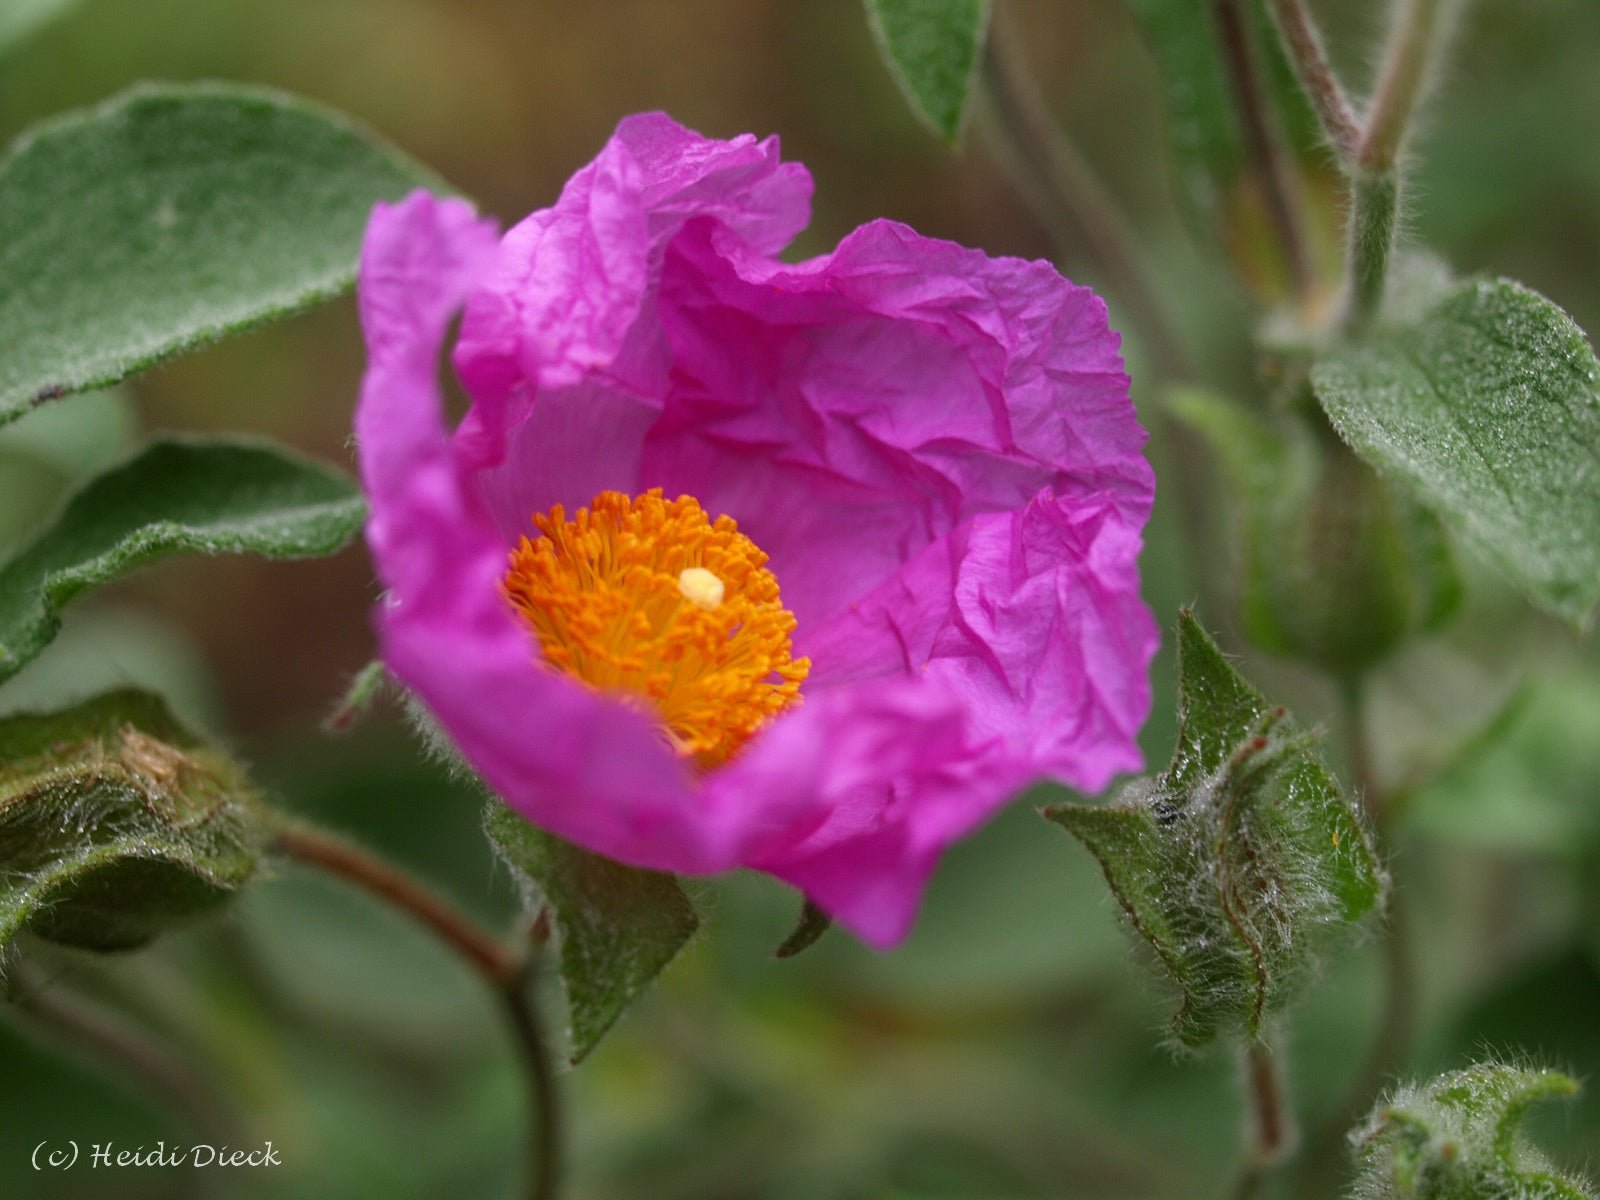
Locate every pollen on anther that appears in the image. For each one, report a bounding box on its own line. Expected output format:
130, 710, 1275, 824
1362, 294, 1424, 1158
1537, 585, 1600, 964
501, 489, 809, 770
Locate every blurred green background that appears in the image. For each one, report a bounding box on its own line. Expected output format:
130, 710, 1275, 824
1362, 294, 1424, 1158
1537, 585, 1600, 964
1, 2, 1597, 1198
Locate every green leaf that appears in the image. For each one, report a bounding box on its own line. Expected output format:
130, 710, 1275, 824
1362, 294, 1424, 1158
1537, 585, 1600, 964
865, 0, 990, 143
0, 689, 265, 952
0, 436, 366, 685
1170, 388, 1459, 672
1351, 1063, 1595, 1199
0, 0, 85, 58
484, 803, 699, 1063
1045, 612, 1385, 1049
1129, 1, 1330, 281
1127, 0, 1244, 233
1312, 278, 1600, 626
0, 82, 437, 425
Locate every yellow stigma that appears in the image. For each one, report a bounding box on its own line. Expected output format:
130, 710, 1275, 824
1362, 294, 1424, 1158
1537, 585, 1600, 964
677, 566, 725, 610
502, 489, 809, 770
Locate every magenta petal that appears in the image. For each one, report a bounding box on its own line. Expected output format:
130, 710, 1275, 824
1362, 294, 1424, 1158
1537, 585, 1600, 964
641, 217, 1151, 633
357, 191, 738, 875
354, 115, 1160, 951
450, 111, 813, 491
806, 488, 1156, 795
729, 678, 1012, 949
939, 491, 1157, 789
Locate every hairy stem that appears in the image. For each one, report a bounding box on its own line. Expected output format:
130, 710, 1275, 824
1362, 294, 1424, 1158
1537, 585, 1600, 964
1265, 0, 1360, 160
274, 824, 519, 984
1342, 0, 1455, 329
1295, 681, 1417, 1190
272, 825, 559, 1199
1233, 1036, 1294, 1200
1210, 0, 1316, 303
1344, 169, 1400, 330
6, 960, 240, 1145
977, 7, 1191, 380
1360, 0, 1451, 174
1298, 888, 1416, 1191
500, 973, 561, 1200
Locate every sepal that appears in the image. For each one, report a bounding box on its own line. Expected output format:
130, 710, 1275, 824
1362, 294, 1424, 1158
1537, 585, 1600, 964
0, 689, 265, 953
484, 802, 698, 1064
1045, 612, 1386, 1048
1350, 1063, 1595, 1199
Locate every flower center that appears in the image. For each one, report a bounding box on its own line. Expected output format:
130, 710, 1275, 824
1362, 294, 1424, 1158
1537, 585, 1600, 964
503, 489, 809, 770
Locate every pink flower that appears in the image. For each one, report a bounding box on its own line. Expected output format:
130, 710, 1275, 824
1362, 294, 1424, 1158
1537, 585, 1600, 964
355, 113, 1156, 948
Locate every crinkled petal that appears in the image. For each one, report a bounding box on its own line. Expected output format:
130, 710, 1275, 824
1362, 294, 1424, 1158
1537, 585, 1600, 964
451, 111, 813, 531
721, 678, 1011, 949
804, 488, 1156, 794
639, 218, 1152, 635
357, 191, 741, 874
356, 115, 1159, 951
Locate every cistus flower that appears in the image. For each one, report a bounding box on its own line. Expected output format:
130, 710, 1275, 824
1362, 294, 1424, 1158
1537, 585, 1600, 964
355, 113, 1157, 948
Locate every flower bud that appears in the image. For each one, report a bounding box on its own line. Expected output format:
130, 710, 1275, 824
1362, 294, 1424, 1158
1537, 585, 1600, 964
0, 690, 263, 953
1351, 1063, 1594, 1199
1173, 389, 1460, 676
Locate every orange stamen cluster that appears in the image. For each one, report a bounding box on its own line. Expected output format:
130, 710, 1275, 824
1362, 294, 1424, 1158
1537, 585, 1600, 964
503, 489, 809, 770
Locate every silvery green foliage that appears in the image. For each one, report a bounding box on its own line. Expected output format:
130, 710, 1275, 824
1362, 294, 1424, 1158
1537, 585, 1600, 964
864, 0, 989, 143
484, 802, 698, 1064
1046, 612, 1386, 1048
0, 690, 264, 953
1313, 278, 1600, 627
1350, 1063, 1596, 1199
0, 82, 435, 424
0, 437, 366, 685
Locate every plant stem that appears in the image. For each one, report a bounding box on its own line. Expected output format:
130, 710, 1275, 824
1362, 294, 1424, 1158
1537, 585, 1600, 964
6, 960, 240, 1146
976, 6, 1191, 381
1232, 1036, 1293, 1200
273, 824, 519, 984
1359, 0, 1450, 174
1210, 0, 1316, 304
500, 974, 561, 1200
1265, 0, 1360, 160
1298, 887, 1416, 1192
272, 825, 560, 1200
1341, 676, 1382, 823
1295, 680, 1416, 1191
1344, 169, 1399, 331
1342, 0, 1455, 330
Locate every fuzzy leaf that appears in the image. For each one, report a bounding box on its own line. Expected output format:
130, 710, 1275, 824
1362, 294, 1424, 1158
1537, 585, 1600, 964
1350, 1063, 1595, 1199
484, 802, 698, 1063
1045, 612, 1385, 1048
0, 0, 86, 57
1312, 278, 1600, 626
0, 436, 366, 685
864, 0, 990, 143
0, 689, 265, 952
1128, 0, 1244, 231
0, 82, 436, 425
1170, 389, 1459, 672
